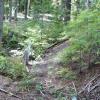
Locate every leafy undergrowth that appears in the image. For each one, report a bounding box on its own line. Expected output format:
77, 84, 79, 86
0, 55, 27, 80
19, 63, 100, 99
56, 68, 76, 80
3, 19, 65, 57
0, 58, 99, 100
0, 3, 99, 100
59, 8, 100, 73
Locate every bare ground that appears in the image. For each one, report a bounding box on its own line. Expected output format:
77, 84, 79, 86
0, 40, 100, 100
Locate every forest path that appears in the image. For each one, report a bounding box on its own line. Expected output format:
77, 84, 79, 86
0, 40, 100, 100
29, 40, 69, 89
31, 40, 68, 75
0, 40, 69, 100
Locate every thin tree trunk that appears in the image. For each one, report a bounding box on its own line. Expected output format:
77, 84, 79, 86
27, 0, 30, 16
9, 0, 12, 22
14, 0, 18, 20
0, 0, 4, 43
25, 0, 28, 19
85, 0, 91, 9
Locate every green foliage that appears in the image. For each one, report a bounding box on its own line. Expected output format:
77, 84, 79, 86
59, 46, 77, 64
3, 18, 65, 57
35, 83, 44, 91
0, 55, 7, 71
42, 21, 64, 43
2, 1, 100, 92
0, 55, 27, 80
18, 75, 36, 90
60, 8, 100, 70
7, 57, 27, 79
0, 47, 7, 56
3, 20, 45, 56
32, 0, 53, 13
56, 68, 76, 80
51, 89, 65, 99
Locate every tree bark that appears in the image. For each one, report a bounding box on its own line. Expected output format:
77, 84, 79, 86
14, 0, 18, 20
25, 0, 28, 19
85, 0, 92, 9
27, 0, 30, 16
0, 0, 4, 43
9, 0, 12, 22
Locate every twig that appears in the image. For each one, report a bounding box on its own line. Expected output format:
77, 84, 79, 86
78, 74, 100, 94
72, 81, 77, 95
0, 88, 22, 99
40, 90, 45, 97
87, 82, 92, 92
40, 90, 50, 100
84, 74, 100, 89
90, 82, 100, 92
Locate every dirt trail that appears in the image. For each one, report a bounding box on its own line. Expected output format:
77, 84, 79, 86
0, 40, 69, 100
0, 40, 100, 100
0, 75, 21, 100
31, 40, 68, 77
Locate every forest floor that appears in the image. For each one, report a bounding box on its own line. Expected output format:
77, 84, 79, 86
0, 40, 100, 100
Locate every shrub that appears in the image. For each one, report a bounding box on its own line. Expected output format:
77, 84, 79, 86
59, 8, 100, 71
56, 68, 76, 80
0, 55, 27, 80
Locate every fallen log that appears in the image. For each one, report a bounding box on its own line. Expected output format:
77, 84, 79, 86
44, 38, 69, 53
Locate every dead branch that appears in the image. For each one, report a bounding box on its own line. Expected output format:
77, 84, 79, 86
0, 88, 22, 99
78, 74, 100, 94
72, 81, 77, 95
40, 90, 51, 100
87, 82, 92, 92
90, 82, 100, 92
44, 38, 69, 54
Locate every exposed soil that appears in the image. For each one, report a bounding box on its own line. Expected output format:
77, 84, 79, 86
0, 40, 100, 100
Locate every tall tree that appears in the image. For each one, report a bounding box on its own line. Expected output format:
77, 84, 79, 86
9, 0, 12, 22
85, 0, 91, 9
0, 0, 4, 43
25, 0, 28, 19
27, 0, 30, 16
14, 0, 18, 20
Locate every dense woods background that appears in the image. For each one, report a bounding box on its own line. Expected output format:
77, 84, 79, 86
0, 0, 100, 100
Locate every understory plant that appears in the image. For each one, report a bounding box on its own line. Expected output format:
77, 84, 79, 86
0, 55, 27, 80
59, 8, 100, 72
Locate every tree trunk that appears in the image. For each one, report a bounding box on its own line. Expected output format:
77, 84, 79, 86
9, 0, 12, 22
27, 0, 30, 16
14, 0, 18, 21
0, 0, 4, 43
85, 0, 91, 9
25, 0, 28, 19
